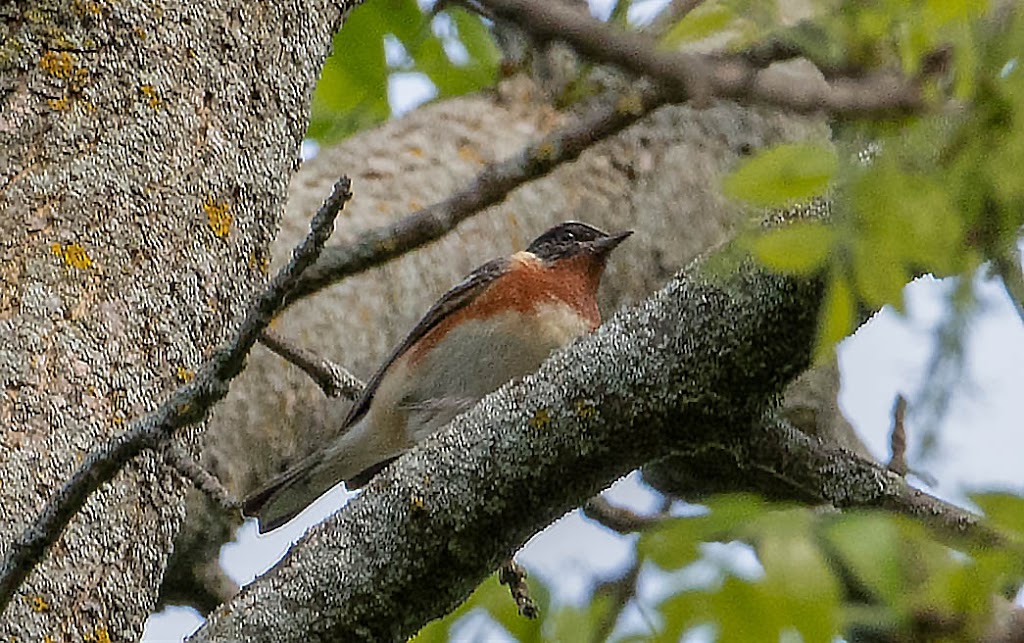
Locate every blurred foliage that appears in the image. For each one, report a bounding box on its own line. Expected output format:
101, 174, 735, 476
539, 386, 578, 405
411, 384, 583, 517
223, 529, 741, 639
726, 0, 1024, 362
411, 494, 1024, 642
308, 0, 499, 143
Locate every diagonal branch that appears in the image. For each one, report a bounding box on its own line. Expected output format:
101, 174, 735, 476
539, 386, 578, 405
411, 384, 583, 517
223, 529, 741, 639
259, 328, 365, 399
476, 0, 924, 116
284, 84, 671, 305
0, 178, 352, 612
193, 258, 996, 642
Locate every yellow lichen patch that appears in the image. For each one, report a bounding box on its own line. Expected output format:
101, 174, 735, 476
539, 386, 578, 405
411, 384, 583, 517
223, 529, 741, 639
410, 493, 425, 511
26, 594, 48, 612
84, 627, 111, 643
406, 146, 424, 157
204, 198, 231, 238
574, 399, 597, 420
248, 250, 269, 275
175, 366, 195, 383
52, 243, 93, 269
139, 84, 161, 109
616, 91, 644, 116
64, 243, 92, 269
47, 95, 69, 110
528, 408, 552, 430
40, 50, 74, 78
457, 144, 484, 164
72, 0, 105, 16
533, 141, 557, 163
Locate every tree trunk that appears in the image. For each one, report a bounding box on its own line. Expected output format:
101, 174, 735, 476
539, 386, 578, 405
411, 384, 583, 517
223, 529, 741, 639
0, 0, 351, 636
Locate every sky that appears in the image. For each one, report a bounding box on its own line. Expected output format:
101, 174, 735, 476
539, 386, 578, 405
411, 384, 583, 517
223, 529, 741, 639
142, 1, 1024, 639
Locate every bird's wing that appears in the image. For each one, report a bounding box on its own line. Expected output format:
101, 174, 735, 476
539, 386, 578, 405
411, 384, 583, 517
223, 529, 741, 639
341, 256, 508, 428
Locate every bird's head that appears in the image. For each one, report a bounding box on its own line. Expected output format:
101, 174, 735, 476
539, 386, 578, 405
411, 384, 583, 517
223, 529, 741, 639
526, 222, 633, 265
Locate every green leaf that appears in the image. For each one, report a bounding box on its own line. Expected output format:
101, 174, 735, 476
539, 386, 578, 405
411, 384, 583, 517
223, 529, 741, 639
307, 4, 391, 142
750, 222, 835, 275
971, 492, 1024, 538
653, 591, 707, 643
815, 269, 856, 360
724, 142, 838, 207
639, 495, 768, 571
548, 590, 617, 642
851, 238, 908, 309
754, 513, 839, 642
660, 4, 737, 48
712, 576, 785, 643
827, 514, 907, 606
449, 7, 501, 73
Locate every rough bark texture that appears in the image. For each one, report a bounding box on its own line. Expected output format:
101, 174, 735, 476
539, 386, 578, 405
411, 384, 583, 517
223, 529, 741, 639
0, 0, 351, 637
194, 262, 830, 640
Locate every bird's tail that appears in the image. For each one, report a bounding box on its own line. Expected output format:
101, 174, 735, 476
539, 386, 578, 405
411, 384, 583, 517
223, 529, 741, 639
241, 454, 337, 534
241, 419, 400, 533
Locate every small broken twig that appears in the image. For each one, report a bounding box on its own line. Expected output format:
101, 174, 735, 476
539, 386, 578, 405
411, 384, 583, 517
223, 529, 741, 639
583, 495, 668, 534
259, 328, 365, 399
887, 394, 909, 476
498, 558, 539, 619
162, 442, 240, 510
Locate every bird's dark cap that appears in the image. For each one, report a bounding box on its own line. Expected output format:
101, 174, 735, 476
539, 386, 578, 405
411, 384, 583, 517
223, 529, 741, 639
527, 222, 633, 262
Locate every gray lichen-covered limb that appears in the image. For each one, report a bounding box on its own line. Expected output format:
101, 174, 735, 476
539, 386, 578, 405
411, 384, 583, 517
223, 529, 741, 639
195, 264, 827, 641
643, 418, 998, 548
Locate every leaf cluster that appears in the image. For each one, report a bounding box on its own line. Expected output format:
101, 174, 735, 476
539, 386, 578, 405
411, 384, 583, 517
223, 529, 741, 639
308, 0, 500, 142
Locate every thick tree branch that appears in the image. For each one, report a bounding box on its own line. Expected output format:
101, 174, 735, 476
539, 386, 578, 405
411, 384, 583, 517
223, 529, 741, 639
0, 178, 352, 612
642, 416, 1000, 548
196, 253, 999, 640
184, 261, 841, 640
477, 0, 924, 116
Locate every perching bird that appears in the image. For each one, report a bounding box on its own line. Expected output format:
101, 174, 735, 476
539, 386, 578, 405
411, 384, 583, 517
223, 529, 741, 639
243, 221, 631, 533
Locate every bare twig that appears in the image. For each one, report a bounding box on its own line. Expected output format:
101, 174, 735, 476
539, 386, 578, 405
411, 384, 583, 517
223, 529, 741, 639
285, 85, 670, 305
259, 328, 365, 399
590, 554, 644, 643
476, 0, 925, 116
583, 495, 668, 534
887, 394, 908, 476
162, 443, 240, 510
498, 558, 538, 619
0, 178, 353, 612
589, 498, 670, 641
994, 251, 1024, 326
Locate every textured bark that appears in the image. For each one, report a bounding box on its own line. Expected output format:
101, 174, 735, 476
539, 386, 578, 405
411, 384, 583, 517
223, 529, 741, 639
196, 255, 986, 641
0, 0, 351, 637
195, 262, 826, 640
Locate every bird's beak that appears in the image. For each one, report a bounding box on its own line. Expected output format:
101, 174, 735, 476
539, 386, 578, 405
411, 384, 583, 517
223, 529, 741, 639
591, 230, 633, 254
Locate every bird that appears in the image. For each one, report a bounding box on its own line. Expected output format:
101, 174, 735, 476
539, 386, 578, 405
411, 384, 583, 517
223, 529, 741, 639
243, 221, 632, 533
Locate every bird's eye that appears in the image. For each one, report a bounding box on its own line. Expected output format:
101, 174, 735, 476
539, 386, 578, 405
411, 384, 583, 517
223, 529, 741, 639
561, 231, 575, 243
